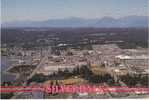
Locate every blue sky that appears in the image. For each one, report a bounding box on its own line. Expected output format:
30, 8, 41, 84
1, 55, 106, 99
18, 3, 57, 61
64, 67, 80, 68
2, 0, 148, 22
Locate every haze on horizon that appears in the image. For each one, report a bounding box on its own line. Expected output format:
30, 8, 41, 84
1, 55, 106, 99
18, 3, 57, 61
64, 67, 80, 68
2, 0, 148, 22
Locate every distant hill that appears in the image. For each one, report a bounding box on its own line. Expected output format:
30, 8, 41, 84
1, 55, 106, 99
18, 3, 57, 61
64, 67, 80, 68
2, 16, 148, 28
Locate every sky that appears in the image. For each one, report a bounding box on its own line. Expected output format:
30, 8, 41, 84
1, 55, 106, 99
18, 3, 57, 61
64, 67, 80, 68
2, 0, 148, 22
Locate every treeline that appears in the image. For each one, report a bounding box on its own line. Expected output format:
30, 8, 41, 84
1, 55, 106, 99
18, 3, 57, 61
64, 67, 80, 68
120, 74, 148, 87
1, 28, 148, 49
27, 65, 114, 85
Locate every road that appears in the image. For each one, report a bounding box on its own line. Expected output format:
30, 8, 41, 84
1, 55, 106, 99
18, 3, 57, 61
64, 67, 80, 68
11, 50, 50, 99
27, 56, 48, 80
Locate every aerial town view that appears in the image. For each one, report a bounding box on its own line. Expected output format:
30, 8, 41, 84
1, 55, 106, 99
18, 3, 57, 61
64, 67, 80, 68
1, 0, 149, 99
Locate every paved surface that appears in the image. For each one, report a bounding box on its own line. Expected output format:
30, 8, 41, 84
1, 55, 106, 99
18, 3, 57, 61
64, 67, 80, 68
27, 56, 48, 80
11, 50, 50, 99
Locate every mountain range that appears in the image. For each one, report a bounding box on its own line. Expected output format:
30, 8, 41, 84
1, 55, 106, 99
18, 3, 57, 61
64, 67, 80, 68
2, 16, 148, 28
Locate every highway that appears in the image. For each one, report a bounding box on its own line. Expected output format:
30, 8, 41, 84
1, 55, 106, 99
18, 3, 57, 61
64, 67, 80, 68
27, 56, 48, 80
11, 50, 50, 99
